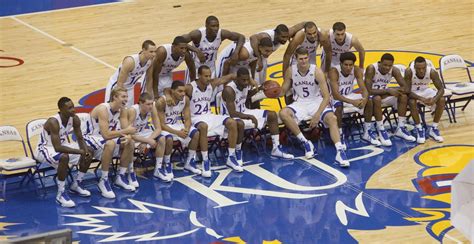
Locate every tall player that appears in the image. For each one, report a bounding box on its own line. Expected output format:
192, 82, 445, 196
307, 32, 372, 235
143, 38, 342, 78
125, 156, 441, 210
146, 36, 196, 99
121, 92, 174, 183
105, 40, 156, 106
321, 22, 365, 70
364, 53, 415, 145
221, 68, 294, 160
406, 56, 445, 143
328, 52, 370, 147
279, 48, 349, 167
182, 16, 245, 81
187, 65, 245, 172
155, 80, 207, 177
84, 87, 137, 199
282, 21, 332, 73
36, 97, 94, 207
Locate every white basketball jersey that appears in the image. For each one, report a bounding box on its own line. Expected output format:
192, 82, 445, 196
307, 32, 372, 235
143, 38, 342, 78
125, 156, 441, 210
261, 29, 281, 51
371, 62, 393, 90
221, 81, 249, 115
410, 65, 433, 92
160, 44, 185, 76
193, 27, 222, 67
323, 30, 353, 67
291, 64, 320, 102
293, 28, 321, 65
335, 65, 355, 96
108, 53, 152, 90
190, 81, 213, 116
88, 103, 121, 136
38, 114, 73, 148
164, 97, 186, 125
131, 104, 152, 133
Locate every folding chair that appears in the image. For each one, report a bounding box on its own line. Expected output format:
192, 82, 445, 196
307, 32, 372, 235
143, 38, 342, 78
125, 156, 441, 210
439, 54, 474, 123
0, 126, 37, 200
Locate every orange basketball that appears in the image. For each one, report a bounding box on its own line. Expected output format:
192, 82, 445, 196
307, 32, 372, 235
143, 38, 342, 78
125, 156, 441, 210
263, 80, 282, 98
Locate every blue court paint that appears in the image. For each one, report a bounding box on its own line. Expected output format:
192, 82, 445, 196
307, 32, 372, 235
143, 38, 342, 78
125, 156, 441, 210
0, 0, 120, 17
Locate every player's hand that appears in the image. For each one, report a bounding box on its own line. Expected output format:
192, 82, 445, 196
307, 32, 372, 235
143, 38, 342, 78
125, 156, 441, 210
249, 116, 258, 128
165, 93, 176, 106
121, 134, 133, 144
350, 99, 361, 108
84, 148, 93, 161
387, 88, 401, 97
137, 143, 147, 154
256, 57, 263, 72
309, 112, 321, 129
177, 129, 188, 139
147, 138, 157, 148
360, 98, 368, 108
122, 126, 137, 135
197, 50, 206, 63
425, 97, 435, 106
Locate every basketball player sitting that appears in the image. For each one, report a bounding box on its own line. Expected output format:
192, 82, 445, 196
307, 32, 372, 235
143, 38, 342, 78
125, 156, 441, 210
35, 97, 94, 207
279, 47, 350, 167
221, 68, 294, 161
406, 56, 445, 143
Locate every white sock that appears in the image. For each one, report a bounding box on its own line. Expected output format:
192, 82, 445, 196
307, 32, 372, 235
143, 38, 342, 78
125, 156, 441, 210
271, 135, 280, 149
229, 148, 236, 156
415, 124, 422, 129
128, 162, 134, 173
364, 122, 372, 133
398, 116, 406, 128
57, 180, 66, 192
75, 171, 85, 183
339, 128, 343, 135
376, 121, 384, 131
296, 133, 307, 143
164, 155, 171, 164
201, 151, 208, 161
335, 142, 344, 150
432, 123, 439, 128
155, 157, 163, 169
101, 170, 109, 180
119, 167, 127, 175
187, 150, 196, 164
236, 143, 242, 151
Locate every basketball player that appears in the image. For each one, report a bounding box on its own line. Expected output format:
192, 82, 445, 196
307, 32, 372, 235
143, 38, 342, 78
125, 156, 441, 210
155, 80, 207, 176
182, 16, 245, 81
364, 53, 416, 146
146, 36, 196, 99
221, 68, 294, 160
105, 40, 156, 106
329, 52, 369, 148
121, 92, 174, 183
187, 65, 246, 172
321, 22, 365, 70
36, 97, 94, 207
282, 21, 332, 73
406, 56, 445, 143
84, 87, 137, 199
279, 48, 349, 167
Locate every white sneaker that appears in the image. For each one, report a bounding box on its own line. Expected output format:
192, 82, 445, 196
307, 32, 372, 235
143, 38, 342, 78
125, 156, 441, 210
415, 127, 426, 144
226, 155, 243, 172
428, 126, 444, 142
165, 162, 174, 179
235, 149, 243, 166
271, 145, 294, 159
98, 179, 116, 199
395, 127, 416, 142
303, 141, 315, 159
69, 181, 91, 197
362, 129, 381, 146
335, 149, 350, 168
184, 159, 202, 175
56, 191, 75, 208
340, 133, 348, 150
202, 160, 212, 178
115, 174, 136, 192
378, 129, 392, 146
128, 172, 139, 188
153, 167, 171, 182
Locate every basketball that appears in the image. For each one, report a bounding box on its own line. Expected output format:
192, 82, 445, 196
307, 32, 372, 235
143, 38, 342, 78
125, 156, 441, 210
263, 80, 282, 98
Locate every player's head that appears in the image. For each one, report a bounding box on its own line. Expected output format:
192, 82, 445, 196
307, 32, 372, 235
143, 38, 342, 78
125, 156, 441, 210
414, 56, 427, 77
258, 37, 274, 58
379, 53, 395, 75
57, 97, 75, 117
295, 47, 309, 68
304, 21, 318, 42
340, 52, 356, 74
235, 68, 250, 88
171, 80, 186, 101
172, 36, 188, 57
332, 22, 346, 43
138, 92, 154, 113
110, 87, 128, 108
205, 16, 219, 36
198, 65, 212, 85
274, 24, 290, 45
142, 40, 157, 60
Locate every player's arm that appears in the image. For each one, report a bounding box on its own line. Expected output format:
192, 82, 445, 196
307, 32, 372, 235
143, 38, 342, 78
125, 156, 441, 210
222, 86, 252, 120
279, 66, 293, 97
249, 32, 270, 71
221, 29, 246, 63
364, 65, 386, 95
210, 73, 237, 88
182, 96, 192, 131
351, 36, 365, 69
355, 67, 368, 99
72, 115, 88, 153
282, 31, 304, 75
315, 68, 331, 115
46, 118, 84, 155
156, 98, 181, 135
184, 51, 196, 81
185, 83, 193, 98
116, 57, 135, 88
431, 70, 445, 102
249, 60, 257, 79
150, 47, 166, 99
122, 108, 146, 144
320, 31, 332, 72
288, 21, 306, 37
392, 67, 409, 94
